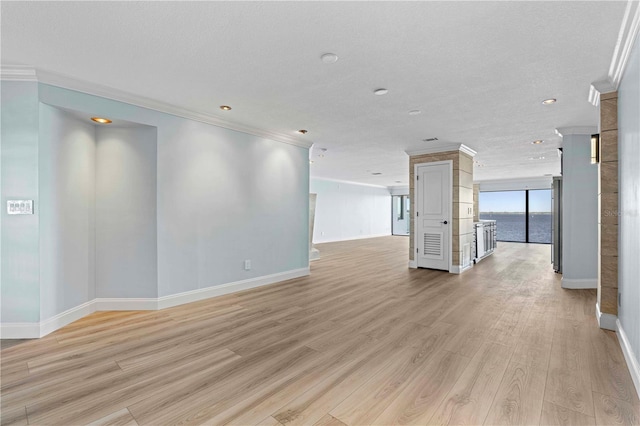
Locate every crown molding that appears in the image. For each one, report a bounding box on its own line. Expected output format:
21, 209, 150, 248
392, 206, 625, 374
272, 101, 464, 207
1, 65, 37, 81
589, 0, 640, 106
555, 126, 598, 137
405, 143, 477, 158
310, 176, 389, 189
0, 65, 312, 149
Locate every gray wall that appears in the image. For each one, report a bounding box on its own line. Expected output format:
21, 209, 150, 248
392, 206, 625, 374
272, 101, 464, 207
1, 82, 40, 323
310, 178, 391, 243
96, 125, 158, 298
39, 105, 96, 320
1, 81, 310, 324
618, 31, 640, 373
562, 133, 599, 285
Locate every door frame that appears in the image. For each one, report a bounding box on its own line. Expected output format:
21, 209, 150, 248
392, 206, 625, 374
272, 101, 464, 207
413, 160, 453, 273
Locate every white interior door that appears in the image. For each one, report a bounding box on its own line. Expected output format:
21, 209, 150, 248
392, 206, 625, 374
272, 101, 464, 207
416, 162, 451, 271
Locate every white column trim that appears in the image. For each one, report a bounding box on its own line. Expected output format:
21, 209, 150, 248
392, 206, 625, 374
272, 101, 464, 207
595, 302, 617, 331
616, 319, 640, 400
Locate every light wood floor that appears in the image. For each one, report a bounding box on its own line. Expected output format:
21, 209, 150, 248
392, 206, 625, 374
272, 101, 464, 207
1, 237, 639, 426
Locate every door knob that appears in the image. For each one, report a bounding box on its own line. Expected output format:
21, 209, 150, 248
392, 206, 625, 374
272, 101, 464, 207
441, 220, 448, 225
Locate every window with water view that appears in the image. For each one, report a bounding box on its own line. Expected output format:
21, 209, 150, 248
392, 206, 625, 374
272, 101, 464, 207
479, 189, 551, 244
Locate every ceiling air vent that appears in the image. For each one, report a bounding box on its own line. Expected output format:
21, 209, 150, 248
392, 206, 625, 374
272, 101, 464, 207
371, 172, 382, 175
423, 137, 439, 142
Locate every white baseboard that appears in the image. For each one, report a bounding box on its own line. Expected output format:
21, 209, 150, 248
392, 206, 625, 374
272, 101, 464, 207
94, 298, 158, 311
158, 267, 309, 310
561, 277, 598, 289
616, 319, 640, 401
408, 260, 417, 268
1, 267, 310, 339
40, 300, 96, 337
0, 322, 41, 339
313, 233, 390, 244
310, 248, 320, 261
450, 264, 473, 275
595, 302, 617, 331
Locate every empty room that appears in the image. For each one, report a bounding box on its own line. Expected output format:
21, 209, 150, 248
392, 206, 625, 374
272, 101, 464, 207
1, 1, 639, 425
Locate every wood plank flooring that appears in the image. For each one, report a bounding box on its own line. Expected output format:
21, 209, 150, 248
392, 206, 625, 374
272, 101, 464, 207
1, 236, 639, 425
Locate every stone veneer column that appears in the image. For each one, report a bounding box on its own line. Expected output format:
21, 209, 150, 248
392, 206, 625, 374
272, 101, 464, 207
598, 91, 619, 328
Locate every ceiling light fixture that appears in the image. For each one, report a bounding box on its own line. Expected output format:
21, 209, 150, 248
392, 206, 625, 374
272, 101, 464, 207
542, 98, 556, 105
321, 53, 338, 64
91, 117, 112, 124
532, 140, 544, 144
374, 88, 388, 96
529, 156, 545, 160
298, 129, 308, 134
408, 110, 421, 115
219, 105, 232, 111
309, 160, 314, 164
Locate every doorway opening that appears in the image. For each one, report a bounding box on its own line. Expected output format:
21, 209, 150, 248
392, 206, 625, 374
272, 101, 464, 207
392, 195, 410, 236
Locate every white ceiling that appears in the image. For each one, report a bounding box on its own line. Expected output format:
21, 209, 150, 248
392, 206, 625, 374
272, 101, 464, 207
1, 1, 627, 187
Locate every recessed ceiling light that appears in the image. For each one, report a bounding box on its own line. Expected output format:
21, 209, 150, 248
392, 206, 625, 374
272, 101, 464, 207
91, 117, 112, 124
321, 53, 338, 64
309, 160, 314, 164
408, 110, 421, 115
298, 129, 308, 134
374, 88, 388, 96
529, 156, 545, 160
219, 105, 232, 111
532, 140, 544, 144
542, 98, 556, 105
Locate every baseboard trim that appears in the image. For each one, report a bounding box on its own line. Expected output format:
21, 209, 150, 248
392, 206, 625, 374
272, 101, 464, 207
94, 298, 158, 311
40, 300, 96, 337
1, 267, 310, 339
616, 319, 640, 400
408, 260, 417, 269
450, 264, 473, 275
561, 277, 597, 289
313, 233, 391, 244
595, 302, 617, 331
0, 322, 41, 339
157, 267, 310, 310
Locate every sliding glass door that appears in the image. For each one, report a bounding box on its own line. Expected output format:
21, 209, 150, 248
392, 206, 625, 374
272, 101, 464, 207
479, 189, 552, 244
479, 191, 526, 242
528, 189, 552, 243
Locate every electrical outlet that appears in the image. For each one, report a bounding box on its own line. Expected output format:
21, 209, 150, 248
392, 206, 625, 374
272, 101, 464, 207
244, 260, 251, 271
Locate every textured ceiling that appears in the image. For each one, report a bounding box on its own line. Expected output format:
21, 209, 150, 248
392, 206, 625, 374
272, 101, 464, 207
1, 1, 627, 187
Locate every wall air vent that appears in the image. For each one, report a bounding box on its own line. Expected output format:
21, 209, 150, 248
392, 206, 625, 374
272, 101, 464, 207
423, 137, 439, 142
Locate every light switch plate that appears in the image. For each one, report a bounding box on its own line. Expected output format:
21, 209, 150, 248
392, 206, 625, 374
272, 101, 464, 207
7, 200, 34, 215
